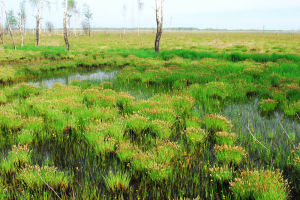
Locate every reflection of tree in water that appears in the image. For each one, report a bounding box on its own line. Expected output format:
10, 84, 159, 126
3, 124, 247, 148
29, 69, 118, 88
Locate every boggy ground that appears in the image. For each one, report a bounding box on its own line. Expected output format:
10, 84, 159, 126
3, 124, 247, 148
0, 31, 299, 199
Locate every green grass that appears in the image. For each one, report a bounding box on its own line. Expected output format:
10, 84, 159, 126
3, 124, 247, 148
114, 48, 300, 62
230, 169, 289, 200
103, 170, 131, 193
4, 45, 67, 55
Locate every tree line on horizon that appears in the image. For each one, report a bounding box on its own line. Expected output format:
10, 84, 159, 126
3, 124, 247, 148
0, 0, 165, 53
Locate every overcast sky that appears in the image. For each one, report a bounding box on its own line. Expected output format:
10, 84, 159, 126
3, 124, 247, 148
2, 0, 300, 30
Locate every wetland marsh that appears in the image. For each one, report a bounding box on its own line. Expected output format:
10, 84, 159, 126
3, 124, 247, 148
0, 32, 299, 199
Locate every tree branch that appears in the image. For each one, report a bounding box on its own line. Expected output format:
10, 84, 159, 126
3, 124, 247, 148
247, 122, 270, 151
38, 173, 63, 200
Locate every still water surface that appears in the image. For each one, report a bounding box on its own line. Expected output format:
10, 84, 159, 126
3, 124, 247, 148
28, 68, 118, 88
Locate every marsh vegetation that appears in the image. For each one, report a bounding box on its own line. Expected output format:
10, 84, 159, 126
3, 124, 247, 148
0, 32, 299, 199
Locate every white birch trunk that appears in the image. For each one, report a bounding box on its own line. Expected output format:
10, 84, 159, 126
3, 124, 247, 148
155, 0, 164, 53
63, 0, 69, 50
1, 0, 16, 49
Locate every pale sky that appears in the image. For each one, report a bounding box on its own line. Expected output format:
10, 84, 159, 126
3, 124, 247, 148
2, 0, 300, 30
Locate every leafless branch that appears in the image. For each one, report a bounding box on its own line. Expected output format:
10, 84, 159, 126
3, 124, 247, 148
38, 173, 63, 200
296, 113, 300, 121
279, 121, 296, 149
247, 122, 270, 151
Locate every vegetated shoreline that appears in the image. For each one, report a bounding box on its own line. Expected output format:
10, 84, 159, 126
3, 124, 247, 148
1, 46, 300, 85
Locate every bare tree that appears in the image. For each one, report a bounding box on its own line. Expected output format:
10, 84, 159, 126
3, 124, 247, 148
64, 0, 69, 50
35, 1, 42, 46
81, 21, 88, 35
0, 7, 4, 45
22, 1, 27, 35
7, 10, 18, 30
155, 0, 164, 53
82, 4, 92, 37
67, 13, 72, 36
18, 0, 26, 47
1, 1, 16, 50
64, 0, 76, 51
45, 21, 54, 33
66, 0, 78, 36
122, 4, 127, 35
137, 0, 144, 36
30, 0, 48, 46
18, 14, 24, 47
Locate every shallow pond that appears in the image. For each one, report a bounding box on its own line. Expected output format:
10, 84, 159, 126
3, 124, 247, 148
221, 99, 299, 169
28, 68, 118, 88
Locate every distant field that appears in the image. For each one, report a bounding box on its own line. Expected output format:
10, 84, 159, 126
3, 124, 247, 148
0, 32, 299, 199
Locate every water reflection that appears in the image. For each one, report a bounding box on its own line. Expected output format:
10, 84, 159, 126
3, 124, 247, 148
221, 99, 299, 159
28, 69, 118, 88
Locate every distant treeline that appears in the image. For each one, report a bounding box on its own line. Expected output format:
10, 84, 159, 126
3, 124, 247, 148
17, 27, 300, 32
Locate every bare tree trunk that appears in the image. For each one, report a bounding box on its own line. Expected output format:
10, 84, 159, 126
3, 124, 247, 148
138, 12, 140, 37
0, 14, 4, 45
137, 0, 144, 37
64, 0, 69, 51
0, 28, 4, 45
155, 0, 164, 54
23, 21, 26, 36
155, 24, 162, 53
35, 0, 43, 46
36, 15, 40, 46
1, 1, 16, 50
19, 14, 23, 47
88, 22, 90, 37
67, 17, 71, 37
